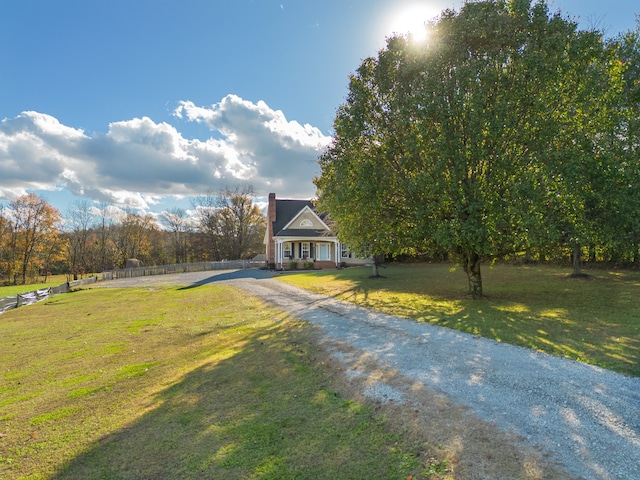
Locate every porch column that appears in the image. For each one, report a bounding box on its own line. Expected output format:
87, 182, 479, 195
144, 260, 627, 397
275, 239, 282, 268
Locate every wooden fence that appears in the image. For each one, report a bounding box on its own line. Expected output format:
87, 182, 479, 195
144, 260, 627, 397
0, 260, 265, 315
98, 260, 264, 280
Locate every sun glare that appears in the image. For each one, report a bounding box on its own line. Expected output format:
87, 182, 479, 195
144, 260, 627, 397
388, 4, 440, 42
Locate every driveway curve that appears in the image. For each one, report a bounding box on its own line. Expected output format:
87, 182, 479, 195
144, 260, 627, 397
97, 269, 640, 480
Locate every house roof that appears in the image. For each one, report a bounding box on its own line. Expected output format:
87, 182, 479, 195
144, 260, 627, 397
272, 200, 313, 235
273, 200, 334, 237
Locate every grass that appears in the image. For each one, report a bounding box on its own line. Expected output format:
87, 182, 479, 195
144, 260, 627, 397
277, 263, 640, 377
0, 284, 433, 480
0, 275, 71, 298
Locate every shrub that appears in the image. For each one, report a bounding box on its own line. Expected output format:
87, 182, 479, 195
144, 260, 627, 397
289, 261, 298, 270
303, 261, 315, 270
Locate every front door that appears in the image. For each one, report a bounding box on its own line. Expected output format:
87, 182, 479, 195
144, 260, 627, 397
317, 243, 330, 261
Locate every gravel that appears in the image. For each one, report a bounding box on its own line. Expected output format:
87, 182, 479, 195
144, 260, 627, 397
99, 269, 640, 479
222, 272, 639, 480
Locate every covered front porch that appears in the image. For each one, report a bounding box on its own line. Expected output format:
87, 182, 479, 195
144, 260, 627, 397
273, 237, 342, 269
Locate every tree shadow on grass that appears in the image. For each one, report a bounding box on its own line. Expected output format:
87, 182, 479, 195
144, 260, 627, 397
49, 321, 414, 480
289, 283, 640, 480
332, 264, 640, 376
409, 287, 640, 377
47, 317, 582, 480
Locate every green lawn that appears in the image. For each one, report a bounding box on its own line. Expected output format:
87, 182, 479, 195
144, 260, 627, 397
0, 275, 70, 298
277, 263, 640, 376
0, 285, 431, 480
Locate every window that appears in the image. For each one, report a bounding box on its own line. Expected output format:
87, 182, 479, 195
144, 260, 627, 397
284, 242, 292, 258
301, 242, 310, 258
300, 219, 313, 227
341, 244, 351, 258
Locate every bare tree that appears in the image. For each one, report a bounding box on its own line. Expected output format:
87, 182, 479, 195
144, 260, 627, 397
192, 185, 266, 260
65, 200, 95, 279
93, 202, 116, 271
192, 190, 223, 260
161, 208, 193, 264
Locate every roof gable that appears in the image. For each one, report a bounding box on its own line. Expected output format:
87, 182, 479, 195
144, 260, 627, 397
272, 200, 333, 237
282, 205, 330, 231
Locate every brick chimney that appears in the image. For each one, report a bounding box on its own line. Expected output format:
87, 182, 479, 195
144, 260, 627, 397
268, 193, 276, 224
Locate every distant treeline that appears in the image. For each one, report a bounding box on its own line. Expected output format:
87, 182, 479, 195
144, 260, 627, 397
0, 186, 266, 285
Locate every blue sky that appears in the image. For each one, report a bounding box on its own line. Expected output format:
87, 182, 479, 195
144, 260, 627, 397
1, 0, 638, 220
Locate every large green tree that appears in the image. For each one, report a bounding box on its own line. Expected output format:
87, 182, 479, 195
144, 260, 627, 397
611, 22, 640, 264
530, 26, 627, 275
316, 0, 627, 297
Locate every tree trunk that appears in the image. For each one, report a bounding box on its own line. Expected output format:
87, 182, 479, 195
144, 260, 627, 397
371, 262, 379, 277
571, 244, 582, 276
370, 254, 385, 278
463, 252, 483, 299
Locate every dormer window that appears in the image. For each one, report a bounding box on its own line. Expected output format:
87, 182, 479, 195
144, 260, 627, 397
300, 219, 313, 227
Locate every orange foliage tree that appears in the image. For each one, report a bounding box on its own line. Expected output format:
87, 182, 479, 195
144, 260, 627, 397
9, 194, 63, 284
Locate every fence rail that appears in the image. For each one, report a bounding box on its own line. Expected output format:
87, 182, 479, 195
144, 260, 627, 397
99, 260, 264, 280
0, 260, 266, 315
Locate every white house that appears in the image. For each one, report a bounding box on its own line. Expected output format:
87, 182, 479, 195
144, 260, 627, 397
264, 193, 365, 269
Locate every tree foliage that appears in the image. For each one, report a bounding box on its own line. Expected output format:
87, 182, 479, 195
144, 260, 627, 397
316, 0, 632, 297
0, 203, 18, 281
8, 194, 63, 284
612, 22, 640, 263
112, 211, 158, 268
0, 189, 269, 284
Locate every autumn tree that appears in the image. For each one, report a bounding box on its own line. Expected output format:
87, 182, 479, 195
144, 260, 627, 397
0, 204, 17, 282
9, 194, 62, 284
112, 211, 158, 268
316, 0, 627, 297
193, 186, 266, 260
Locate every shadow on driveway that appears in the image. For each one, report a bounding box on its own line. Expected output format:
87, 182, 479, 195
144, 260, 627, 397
178, 269, 276, 289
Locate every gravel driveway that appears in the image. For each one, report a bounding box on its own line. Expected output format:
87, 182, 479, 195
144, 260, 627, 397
99, 269, 640, 479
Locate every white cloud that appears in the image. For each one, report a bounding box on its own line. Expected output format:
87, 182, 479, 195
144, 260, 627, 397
175, 95, 331, 190
0, 95, 330, 211
0, 111, 89, 199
